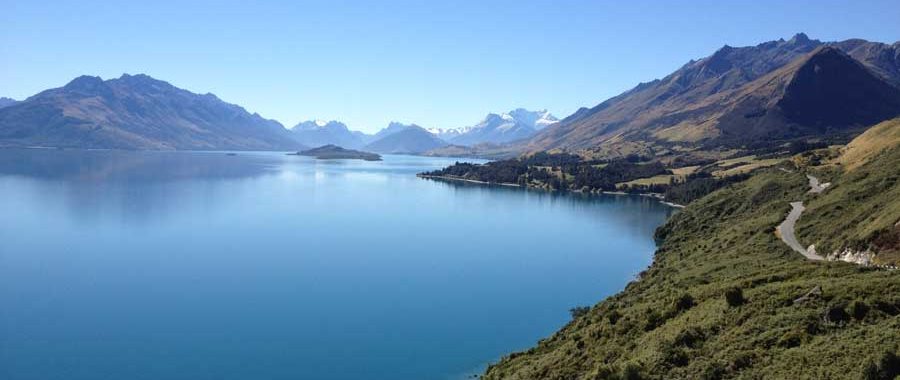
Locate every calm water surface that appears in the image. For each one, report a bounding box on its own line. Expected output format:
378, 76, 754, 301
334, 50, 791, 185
0, 149, 673, 380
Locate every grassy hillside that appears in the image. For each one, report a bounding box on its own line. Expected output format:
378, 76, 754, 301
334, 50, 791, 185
797, 119, 900, 265
483, 129, 900, 379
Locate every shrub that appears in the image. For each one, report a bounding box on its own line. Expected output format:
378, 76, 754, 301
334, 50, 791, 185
674, 293, 696, 312
701, 362, 726, 380
674, 327, 705, 348
850, 300, 870, 320
730, 352, 753, 371
570, 306, 591, 319
660, 344, 690, 367
725, 287, 744, 307
777, 328, 807, 348
824, 304, 850, 324
877, 351, 900, 379
607, 309, 622, 325
862, 360, 880, 380
644, 310, 664, 331
621, 362, 643, 380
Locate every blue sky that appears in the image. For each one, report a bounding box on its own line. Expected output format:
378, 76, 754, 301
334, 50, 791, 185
2, 0, 899, 133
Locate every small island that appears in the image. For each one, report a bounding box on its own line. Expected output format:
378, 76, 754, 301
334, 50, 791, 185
289, 144, 382, 161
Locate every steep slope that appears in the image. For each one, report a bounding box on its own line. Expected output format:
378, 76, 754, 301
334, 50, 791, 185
484, 122, 900, 379
837, 118, 900, 171
527, 35, 900, 158
364, 124, 447, 154
712, 47, 900, 142
0, 74, 302, 150
796, 118, 900, 265
290, 120, 367, 149
833, 39, 900, 86
452, 109, 558, 146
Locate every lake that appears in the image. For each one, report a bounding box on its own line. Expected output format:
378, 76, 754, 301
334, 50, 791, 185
0, 149, 674, 380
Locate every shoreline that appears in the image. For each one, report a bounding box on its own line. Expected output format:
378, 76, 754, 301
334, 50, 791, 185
417, 174, 522, 187
417, 174, 686, 208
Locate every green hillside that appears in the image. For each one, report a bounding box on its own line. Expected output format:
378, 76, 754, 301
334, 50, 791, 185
483, 122, 900, 379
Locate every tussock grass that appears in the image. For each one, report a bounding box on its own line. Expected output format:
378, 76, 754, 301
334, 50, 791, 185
484, 152, 900, 379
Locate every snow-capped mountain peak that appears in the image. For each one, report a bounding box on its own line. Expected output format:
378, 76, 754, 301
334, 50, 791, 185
448, 108, 558, 146
507, 108, 559, 130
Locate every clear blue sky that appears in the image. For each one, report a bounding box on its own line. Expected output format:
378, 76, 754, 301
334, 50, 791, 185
2, 0, 899, 133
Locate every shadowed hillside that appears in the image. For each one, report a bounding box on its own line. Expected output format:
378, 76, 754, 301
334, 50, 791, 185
526, 35, 900, 160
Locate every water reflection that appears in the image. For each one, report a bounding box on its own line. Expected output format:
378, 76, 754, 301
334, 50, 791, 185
0, 148, 674, 380
423, 177, 676, 240
0, 149, 280, 182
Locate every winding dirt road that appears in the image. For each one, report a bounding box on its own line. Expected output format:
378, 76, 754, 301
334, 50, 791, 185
776, 175, 827, 261
807, 174, 830, 194
776, 201, 825, 260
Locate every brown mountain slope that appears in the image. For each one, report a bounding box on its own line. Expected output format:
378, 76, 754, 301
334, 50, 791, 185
713, 46, 900, 141
527, 35, 900, 159
0, 74, 302, 150
833, 39, 900, 86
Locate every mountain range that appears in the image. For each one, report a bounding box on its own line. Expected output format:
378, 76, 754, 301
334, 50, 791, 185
2, 34, 898, 157
525, 34, 900, 159
288, 110, 558, 154
447, 108, 558, 146
290, 120, 369, 149
0, 74, 302, 150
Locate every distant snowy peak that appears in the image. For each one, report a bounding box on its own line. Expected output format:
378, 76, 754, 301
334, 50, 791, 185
507, 108, 559, 130
450, 108, 558, 146
427, 126, 471, 140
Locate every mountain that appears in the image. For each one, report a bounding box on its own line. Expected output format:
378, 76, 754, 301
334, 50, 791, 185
833, 39, 900, 86
364, 123, 448, 154
290, 120, 367, 149
0, 97, 17, 109
372, 121, 417, 140
508, 108, 559, 130
451, 108, 558, 146
526, 34, 900, 158
0, 74, 302, 150
427, 127, 469, 141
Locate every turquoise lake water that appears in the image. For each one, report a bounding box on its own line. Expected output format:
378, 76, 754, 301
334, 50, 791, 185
0, 149, 674, 380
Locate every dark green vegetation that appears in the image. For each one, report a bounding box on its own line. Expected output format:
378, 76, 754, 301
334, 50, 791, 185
420, 151, 773, 206
662, 173, 750, 206
420, 153, 669, 192
291, 144, 382, 161
0, 74, 304, 150
482, 123, 900, 379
